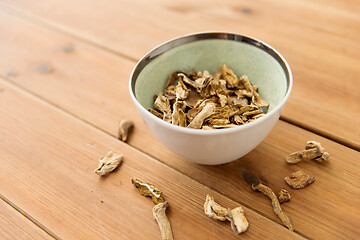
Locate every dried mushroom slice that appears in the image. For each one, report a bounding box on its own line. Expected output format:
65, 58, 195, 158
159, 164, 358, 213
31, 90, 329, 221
252, 182, 293, 231
201, 125, 216, 130
305, 141, 329, 163
205, 117, 230, 126
235, 89, 253, 98
131, 178, 165, 204
216, 105, 242, 118
164, 85, 176, 100
178, 109, 187, 127
286, 140, 327, 164
148, 109, 163, 119
165, 71, 181, 90
154, 93, 172, 123
252, 90, 269, 108
285, 170, 315, 189
204, 194, 249, 235
233, 115, 245, 125
153, 201, 174, 240
178, 73, 204, 91
184, 87, 202, 108
313, 151, 330, 163
204, 194, 228, 221
186, 107, 201, 122
175, 79, 189, 100
118, 119, 134, 142
94, 151, 122, 176
285, 148, 323, 164
305, 140, 325, 152
239, 75, 254, 95
278, 189, 291, 203
171, 101, 186, 126
220, 64, 239, 88
187, 103, 216, 129
212, 124, 238, 129
242, 109, 263, 117
230, 96, 248, 106
237, 105, 256, 115
227, 207, 249, 234
218, 94, 228, 107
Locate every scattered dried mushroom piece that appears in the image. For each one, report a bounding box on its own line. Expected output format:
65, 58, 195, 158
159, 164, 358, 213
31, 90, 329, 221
149, 65, 269, 129
227, 207, 249, 235
118, 119, 134, 142
203, 194, 249, 234
243, 171, 293, 231
204, 194, 228, 221
286, 140, 329, 164
306, 141, 330, 163
252, 183, 293, 231
94, 151, 122, 176
153, 201, 174, 240
305, 141, 325, 153
285, 148, 321, 164
285, 170, 315, 189
278, 189, 291, 203
313, 151, 330, 163
131, 178, 165, 204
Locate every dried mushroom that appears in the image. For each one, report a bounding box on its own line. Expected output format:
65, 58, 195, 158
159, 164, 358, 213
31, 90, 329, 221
154, 93, 172, 123
305, 141, 325, 152
118, 119, 134, 142
131, 178, 165, 204
188, 103, 216, 129
243, 171, 293, 230
252, 183, 293, 231
149, 109, 163, 119
153, 201, 174, 240
278, 189, 291, 203
306, 141, 330, 163
286, 140, 329, 164
204, 194, 228, 221
314, 151, 330, 163
285, 170, 315, 189
149, 65, 269, 129
203, 194, 249, 234
285, 148, 322, 164
94, 151, 122, 176
227, 207, 249, 234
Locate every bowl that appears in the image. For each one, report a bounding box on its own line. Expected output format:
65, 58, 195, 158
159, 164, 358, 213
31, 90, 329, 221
129, 32, 292, 165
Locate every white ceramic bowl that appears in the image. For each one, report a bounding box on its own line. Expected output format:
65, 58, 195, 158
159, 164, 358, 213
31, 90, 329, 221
129, 32, 292, 165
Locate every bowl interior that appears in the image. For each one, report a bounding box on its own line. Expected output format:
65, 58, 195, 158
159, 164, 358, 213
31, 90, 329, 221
135, 39, 288, 112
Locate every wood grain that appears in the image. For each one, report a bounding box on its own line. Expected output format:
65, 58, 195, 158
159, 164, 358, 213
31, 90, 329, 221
0, 10, 359, 239
0, 79, 303, 239
1, 0, 359, 148
0, 200, 53, 239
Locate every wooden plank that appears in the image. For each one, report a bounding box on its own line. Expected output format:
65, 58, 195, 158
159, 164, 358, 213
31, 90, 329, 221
0, 199, 53, 239
1, 0, 359, 149
0, 11, 359, 239
0, 79, 303, 239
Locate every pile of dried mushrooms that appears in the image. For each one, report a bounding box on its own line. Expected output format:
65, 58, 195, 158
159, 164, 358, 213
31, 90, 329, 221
149, 64, 269, 129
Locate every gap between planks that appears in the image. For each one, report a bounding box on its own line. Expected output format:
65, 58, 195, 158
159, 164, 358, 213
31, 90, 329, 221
0, 3, 357, 152
0, 75, 309, 239
0, 193, 60, 240
280, 116, 359, 151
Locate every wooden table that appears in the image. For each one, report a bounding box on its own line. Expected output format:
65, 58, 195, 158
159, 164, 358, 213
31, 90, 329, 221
0, 0, 359, 239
